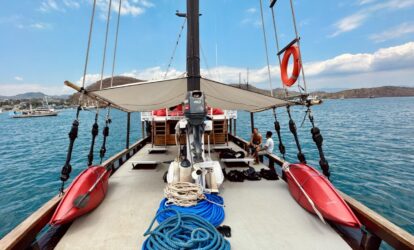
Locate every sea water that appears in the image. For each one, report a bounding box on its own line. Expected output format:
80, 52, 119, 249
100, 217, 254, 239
0, 97, 413, 241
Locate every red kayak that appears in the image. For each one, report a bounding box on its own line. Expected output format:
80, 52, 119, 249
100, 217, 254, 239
285, 163, 361, 228
50, 166, 111, 225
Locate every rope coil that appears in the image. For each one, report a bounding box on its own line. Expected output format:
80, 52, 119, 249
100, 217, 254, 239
161, 182, 225, 227
143, 209, 230, 250
164, 182, 204, 207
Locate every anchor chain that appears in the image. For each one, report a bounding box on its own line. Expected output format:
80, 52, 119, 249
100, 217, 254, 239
287, 106, 306, 163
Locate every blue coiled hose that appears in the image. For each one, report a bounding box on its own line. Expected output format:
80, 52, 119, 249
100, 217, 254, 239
157, 194, 225, 227
142, 209, 230, 250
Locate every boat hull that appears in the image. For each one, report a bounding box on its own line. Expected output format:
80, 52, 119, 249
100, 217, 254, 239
12, 112, 58, 118
50, 166, 111, 225
285, 163, 361, 228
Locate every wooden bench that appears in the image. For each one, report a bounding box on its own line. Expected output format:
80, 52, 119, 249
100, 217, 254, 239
148, 147, 167, 154
131, 160, 159, 170
220, 158, 254, 167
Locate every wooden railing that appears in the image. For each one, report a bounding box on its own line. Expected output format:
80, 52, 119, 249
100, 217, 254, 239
229, 134, 414, 250
0, 137, 150, 250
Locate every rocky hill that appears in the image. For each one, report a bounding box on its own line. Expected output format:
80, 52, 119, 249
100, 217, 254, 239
316, 86, 414, 99
0, 92, 69, 100
231, 84, 414, 99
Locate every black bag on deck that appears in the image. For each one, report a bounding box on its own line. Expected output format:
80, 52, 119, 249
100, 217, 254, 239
219, 149, 245, 159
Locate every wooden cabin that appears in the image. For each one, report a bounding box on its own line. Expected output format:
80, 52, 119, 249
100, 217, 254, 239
141, 108, 237, 146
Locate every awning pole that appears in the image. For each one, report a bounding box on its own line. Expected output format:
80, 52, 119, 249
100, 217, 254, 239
126, 112, 131, 149
250, 112, 255, 133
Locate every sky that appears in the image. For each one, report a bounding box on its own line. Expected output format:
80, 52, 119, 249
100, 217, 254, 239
0, 0, 413, 96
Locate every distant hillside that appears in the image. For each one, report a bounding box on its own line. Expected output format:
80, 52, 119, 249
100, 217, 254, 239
230, 84, 300, 98
316, 86, 414, 99
0, 92, 69, 100
231, 84, 414, 99
69, 76, 144, 104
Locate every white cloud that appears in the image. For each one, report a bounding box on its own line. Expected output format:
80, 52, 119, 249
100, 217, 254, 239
77, 74, 103, 86
330, 0, 414, 37
330, 13, 367, 37
39, 0, 64, 12
2, 42, 413, 96
205, 42, 414, 89
369, 22, 414, 43
29, 22, 52, 30
246, 7, 257, 14
358, 0, 376, 5
38, 0, 153, 17
16, 22, 52, 30
14, 76, 23, 81
241, 6, 261, 28
63, 0, 80, 9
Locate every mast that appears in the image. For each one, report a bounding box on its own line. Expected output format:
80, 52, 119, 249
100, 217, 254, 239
186, 0, 200, 91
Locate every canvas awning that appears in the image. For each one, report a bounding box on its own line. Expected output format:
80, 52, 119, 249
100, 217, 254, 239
88, 77, 289, 112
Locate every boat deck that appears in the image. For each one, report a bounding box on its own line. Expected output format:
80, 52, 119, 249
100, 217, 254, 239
56, 142, 350, 249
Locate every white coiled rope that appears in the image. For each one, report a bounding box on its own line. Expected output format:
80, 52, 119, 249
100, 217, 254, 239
164, 182, 205, 207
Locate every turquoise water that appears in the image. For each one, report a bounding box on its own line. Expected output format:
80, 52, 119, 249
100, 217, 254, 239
0, 97, 413, 240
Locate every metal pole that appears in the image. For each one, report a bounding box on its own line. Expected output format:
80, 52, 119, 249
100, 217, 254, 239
141, 121, 144, 139
126, 112, 131, 149
250, 112, 255, 133
234, 119, 237, 136
186, 0, 200, 91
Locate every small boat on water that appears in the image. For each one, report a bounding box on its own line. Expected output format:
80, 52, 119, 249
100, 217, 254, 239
1, 1, 413, 250
307, 95, 323, 105
11, 97, 58, 118
11, 108, 58, 118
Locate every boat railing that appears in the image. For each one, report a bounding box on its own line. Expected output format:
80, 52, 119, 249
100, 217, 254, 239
228, 133, 414, 250
0, 136, 150, 250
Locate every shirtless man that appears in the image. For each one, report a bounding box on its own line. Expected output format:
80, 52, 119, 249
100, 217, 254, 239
249, 128, 262, 162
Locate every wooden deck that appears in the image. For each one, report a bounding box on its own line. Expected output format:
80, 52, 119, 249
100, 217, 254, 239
55, 142, 349, 249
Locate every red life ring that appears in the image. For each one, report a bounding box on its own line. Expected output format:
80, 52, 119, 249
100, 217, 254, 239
281, 45, 302, 87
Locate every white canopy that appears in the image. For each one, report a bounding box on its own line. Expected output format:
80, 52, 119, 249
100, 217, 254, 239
89, 77, 289, 113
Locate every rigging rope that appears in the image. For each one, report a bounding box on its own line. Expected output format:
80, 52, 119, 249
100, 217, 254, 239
259, 0, 274, 97
59, 106, 82, 194
307, 107, 330, 178
164, 18, 187, 79
273, 108, 286, 159
110, 0, 122, 87
287, 106, 306, 163
99, 0, 113, 90
143, 209, 230, 250
99, 108, 111, 163
81, 0, 97, 89
60, 0, 98, 194
200, 44, 212, 78
288, 0, 307, 93
87, 112, 99, 166
270, 7, 289, 98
